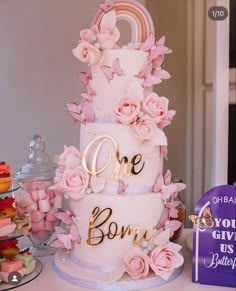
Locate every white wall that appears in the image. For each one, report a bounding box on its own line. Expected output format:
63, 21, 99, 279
0, 0, 126, 174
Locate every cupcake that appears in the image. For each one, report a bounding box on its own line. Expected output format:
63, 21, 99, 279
0, 162, 12, 192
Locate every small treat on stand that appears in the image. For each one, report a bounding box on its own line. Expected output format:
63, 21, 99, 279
0, 240, 20, 258
0, 197, 16, 218
0, 198, 17, 237
0, 241, 36, 283
0, 259, 26, 283
1, 259, 23, 273
0, 162, 12, 193
16, 249, 36, 275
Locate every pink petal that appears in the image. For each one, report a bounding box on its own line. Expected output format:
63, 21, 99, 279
155, 208, 169, 229
161, 184, 178, 200
153, 68, 171, 79
112, 58, 124, 76
100, 65, 113, 81
165, 220, 182, 236
153, 175, 164, 193
152, 55, 165, 69
165, 201, 180, 209
140, 33, 155, 52
175, 182, 186, 192
164, 169, 172, 185
161, 145, 168, 159
137, 63, 153, 79
118, 180, 127, 194
142, 76, 162, 87
169, 208, 178, 218
100, 10, 116, 32
51, 239, 65, 248
156, 36, 166, 46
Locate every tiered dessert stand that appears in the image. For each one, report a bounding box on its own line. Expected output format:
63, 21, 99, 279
0, 183, 43, 290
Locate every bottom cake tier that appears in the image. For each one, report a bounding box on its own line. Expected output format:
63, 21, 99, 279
54, 249, 184, 290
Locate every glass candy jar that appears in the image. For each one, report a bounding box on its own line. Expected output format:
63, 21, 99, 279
15, 135, 61, 256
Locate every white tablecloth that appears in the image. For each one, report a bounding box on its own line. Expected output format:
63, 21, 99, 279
5, 229, 235, 291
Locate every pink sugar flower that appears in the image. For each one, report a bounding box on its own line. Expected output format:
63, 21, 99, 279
132, 118, 156, 141
114, 96, 140, 124
58, 145, 81, 169
142, 93, 169, 122
149, 246, 184, 280
123, 247, 150, 279
72, 42, 101, 64
80, 25, 99, 43
59, 166, 89, 200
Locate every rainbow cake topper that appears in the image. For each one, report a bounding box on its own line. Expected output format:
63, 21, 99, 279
94, 0, 155, 43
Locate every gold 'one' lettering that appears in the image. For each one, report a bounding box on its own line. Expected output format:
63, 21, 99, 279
82, 135, 145, 183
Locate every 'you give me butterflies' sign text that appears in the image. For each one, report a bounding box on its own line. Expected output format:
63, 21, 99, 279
191, 185, 236, 288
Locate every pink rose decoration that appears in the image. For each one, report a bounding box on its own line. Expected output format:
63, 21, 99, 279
97, 10, 120, 49
59, 166, 89, 200
123, 247, 150, 279
142, 93, 169, 122
80, 25, 99, 43
149, 246, 184, 280
157, 110, 176, 129
72, 43, 101, 64
59, 146, 81, 169
132, 118, 156, 141
114, 96, 140, 125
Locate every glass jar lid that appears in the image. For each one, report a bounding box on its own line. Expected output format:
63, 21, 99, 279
15, 135, 57, 182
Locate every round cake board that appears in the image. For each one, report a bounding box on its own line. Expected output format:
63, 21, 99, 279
53, 249, 184, 290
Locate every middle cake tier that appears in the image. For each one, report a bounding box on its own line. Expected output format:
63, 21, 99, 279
80, 123, 167, 195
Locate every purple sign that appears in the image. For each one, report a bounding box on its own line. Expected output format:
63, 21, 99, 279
192, 185, 236, 288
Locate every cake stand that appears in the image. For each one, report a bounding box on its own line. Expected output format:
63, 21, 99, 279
0, 184, 43, 289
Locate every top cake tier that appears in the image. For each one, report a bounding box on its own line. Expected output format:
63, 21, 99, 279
90, 49, 149, 120
67, 0, 174, 131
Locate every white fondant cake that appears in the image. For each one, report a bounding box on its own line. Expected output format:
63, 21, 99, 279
52, 0, 186, 289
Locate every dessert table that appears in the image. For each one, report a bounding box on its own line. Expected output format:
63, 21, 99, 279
5, 229, 234, 291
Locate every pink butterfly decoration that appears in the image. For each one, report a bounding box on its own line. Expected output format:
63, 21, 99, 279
137, 62, 171, 87
164, 220, 182, 237
51, 224, 81, 250
153, 174, 177, 200
140, 34, 172, 60
155, 208, 169, 230
152, 55, 165, 70
100, 58, 124, 81
54, 211, 73, 225
165, 201, 181, 218
81, 85, 96, 101
117, 180, 128, 194
139, 33, 155, 52
77, 67, 92, 85
66, 99, 95, 124
98, 0, 113, 12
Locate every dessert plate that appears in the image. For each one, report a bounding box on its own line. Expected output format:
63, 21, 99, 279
0, 258, 42, 290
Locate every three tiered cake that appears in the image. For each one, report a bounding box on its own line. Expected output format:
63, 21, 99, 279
52, 0, 186, 289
